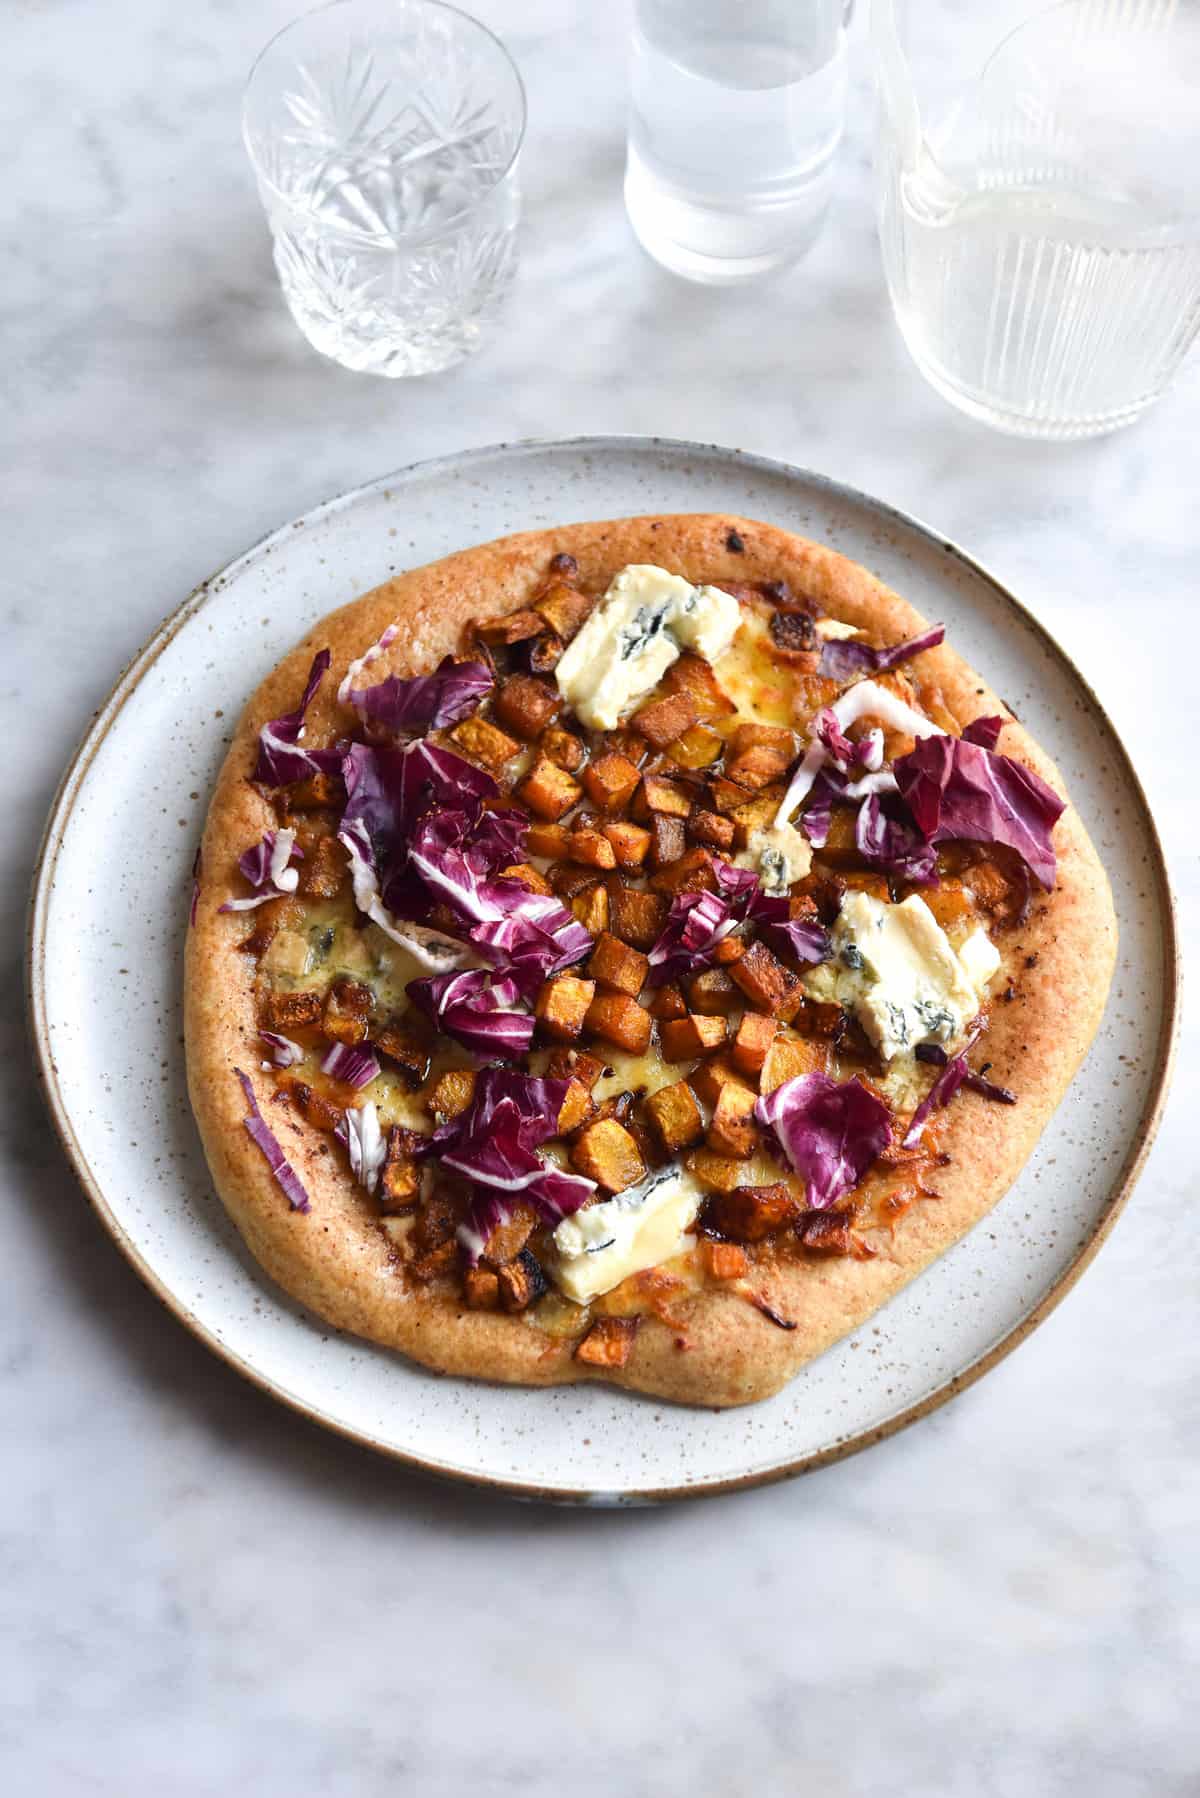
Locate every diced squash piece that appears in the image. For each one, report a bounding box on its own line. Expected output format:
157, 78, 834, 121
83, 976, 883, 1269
544, 1046, 606, 1090
493, 674, 561, 740
730, 792, 782, 849
706, 1083, 759, 1158
497, 1249, 548, 1312
729, 723, 796, 757
601, 728, 650, 766
409, 1240, 460, 1283
583, 990, 652, 1055
549, 861, 597, 900
635, 772, 693, 819
728, 940, 792, 1015
606, 882, 668, 952
685, 968, 739, 1015
921, 880, 975, 931
700, 1239, 749, 1280
647, 814, 687, 870
688, 808, 735, 852
259, 987, 322, 1031
516, 754, 582, 820
732, 1011, 777, 1078
527, 821, 571, 858
684, 1148, 748, 1193
475, 608, 544, 645
463, 1267, 500, 1309
567, 828, 617, 870
570, 881, 609, 936
796, 1212, 853, 1256
425, 1067, 476, 1124
450, 714, 521, 771
541, 727, 586, 773
582, 752, 641, 814
648, 982, 687, 1021
644, 1080, 704, 1153
534, 975, 595, 1042
535, 580, 594, 642
660, 1014, 727, 1061
648, 845, 716, 896
587, 931, 649, 998
726, 745, 792, 792
574, 1315, 639, 1369
668, 724, 723, 770
278, 1077, 341, 1133
556, 1078, 594, 1135
528, 631, 564, 674
380, 1128, 422, 1211
373, 1018, 433, 1089
704, 1183, 797, 1242
322, 977, 375, 1045
571, 1118, 646, 1192
791, 998, 844, 1039
482, 1202, 535, 1266
713, 935, 745, 966
689, 1056, 753, 1109
663, 652, 735, 719
602, 819, 652, 869
816, 808, 863, 868
631, 690, 698, 750
500, 861, 554, 897
760, 1032, 827, 1093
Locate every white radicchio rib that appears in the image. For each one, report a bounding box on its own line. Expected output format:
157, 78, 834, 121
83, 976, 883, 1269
775, 680, 946, 829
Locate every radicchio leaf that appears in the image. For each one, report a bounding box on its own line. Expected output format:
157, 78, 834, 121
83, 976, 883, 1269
815, 707, 857, 769
235, 1069, 311, 1212
218, 828, 303, 912
260, 1031, 304, 1069
961, 714, 1005, 751
756, 1072, 892, 1210
818, 623, 945, 684
336, 622, 399, 707
338, 1101, 387, 1193
894, 734, 1065, 889
320, 1042, 381, 1089
854, 790, 939, 885
902, 1027, 1016, 1148
646, 888, 741, 986
347, 656, 493, 734
759, 916, 830, 964
252, 650, 342, 786
406, 968, 535, 1057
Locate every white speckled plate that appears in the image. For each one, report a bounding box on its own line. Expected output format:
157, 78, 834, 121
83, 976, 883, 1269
28, 439, 1177, 1503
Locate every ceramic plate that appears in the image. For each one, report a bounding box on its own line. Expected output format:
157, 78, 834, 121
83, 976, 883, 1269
28, 439, 1177, 1503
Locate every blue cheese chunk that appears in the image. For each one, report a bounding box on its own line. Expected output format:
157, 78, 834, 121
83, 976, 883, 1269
547, 1165, 704, 1303
738, 820, 813, 893
812, 891, 1001, 1063
554, 565, 741, 731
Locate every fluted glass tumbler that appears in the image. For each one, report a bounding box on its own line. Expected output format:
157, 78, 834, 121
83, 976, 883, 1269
243, 0, 525, 378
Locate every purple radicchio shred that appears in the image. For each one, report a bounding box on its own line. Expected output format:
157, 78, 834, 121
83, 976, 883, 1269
760, 916, 830, 964
894, 733, 1065, 889
235, 1069, 311, 1212
817, 623, 946, 684
961, 714, 1005, 752
260, 1030, 304, 1069
756, 1072, 892, 1210
252, 649, 343, 786
406, 967, 535, 1057
799, 766, 847, 847
902, 1028, 1017, 1148
814, 707, 857, 769
346, 656, 493, 734
645, 856, 772, 985
855, 790, 940, 885
319, 1042, 381, 1089
409, 1068, 594, 1261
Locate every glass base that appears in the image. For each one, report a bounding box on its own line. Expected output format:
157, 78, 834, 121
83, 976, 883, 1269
623, 166, 826, 289
897, 327, 1157, 441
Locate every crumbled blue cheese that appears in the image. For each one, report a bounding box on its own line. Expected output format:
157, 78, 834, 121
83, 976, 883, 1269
810, 892, 1001, 1063
547, 1165, 704, 1302
554, 565, 741, 730
739, 820, 813, 893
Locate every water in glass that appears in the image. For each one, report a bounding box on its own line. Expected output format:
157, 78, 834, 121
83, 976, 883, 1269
625, 0, 849, 285
244, 0, 525, 378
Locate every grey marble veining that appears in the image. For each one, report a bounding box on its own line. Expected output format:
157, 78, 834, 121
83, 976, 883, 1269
2, 2, 1195, 1793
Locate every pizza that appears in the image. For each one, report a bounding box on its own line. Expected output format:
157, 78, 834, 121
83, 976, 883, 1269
185, 514, 1117, 1407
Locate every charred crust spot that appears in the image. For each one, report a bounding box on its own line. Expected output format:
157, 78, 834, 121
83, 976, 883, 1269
725, 529, 745, 554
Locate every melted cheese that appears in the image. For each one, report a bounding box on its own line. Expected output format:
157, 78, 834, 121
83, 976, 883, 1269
548, 1166, 704, 1302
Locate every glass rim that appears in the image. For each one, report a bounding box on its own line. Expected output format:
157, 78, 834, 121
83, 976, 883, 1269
241, 0, 527, 236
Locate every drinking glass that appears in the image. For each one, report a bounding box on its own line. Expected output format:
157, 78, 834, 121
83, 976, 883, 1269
873, 0, 1200, 438
243, 0, 525, 378
625, 0, 852, 286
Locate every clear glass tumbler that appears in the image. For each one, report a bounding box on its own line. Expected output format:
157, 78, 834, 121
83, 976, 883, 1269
243, 0, 525, 378
873, 0, 1200, 438
625, 0, 851, 286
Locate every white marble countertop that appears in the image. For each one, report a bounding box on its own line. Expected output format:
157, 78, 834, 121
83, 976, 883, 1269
5, 2, 1195, 1791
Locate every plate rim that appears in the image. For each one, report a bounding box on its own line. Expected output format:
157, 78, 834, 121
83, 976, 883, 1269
25, 434, 1181, 1504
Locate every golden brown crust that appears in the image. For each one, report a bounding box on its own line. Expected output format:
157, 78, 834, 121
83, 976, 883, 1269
185, 514, 1117, 1407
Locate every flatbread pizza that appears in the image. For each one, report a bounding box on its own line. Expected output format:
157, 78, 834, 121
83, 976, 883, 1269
185, 514, 1117, 1407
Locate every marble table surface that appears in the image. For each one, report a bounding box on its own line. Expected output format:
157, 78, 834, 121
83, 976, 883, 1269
5, 2, 1195, 1792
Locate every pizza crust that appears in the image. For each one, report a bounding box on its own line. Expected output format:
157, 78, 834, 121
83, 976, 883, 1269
185, 514, 1117, 1406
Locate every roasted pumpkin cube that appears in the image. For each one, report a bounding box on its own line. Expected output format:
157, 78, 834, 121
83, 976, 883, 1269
635, 772, 693, 819
700, 1239, 749, 1280
259, 987, 322, 1032
704, 1183, 796, 1242
791, 998, 844, 1040
921, 880, 975, 931
647, 813, 687, 871
549, 861, 598, 900
761, 1032, 828, 1093
685, 967, 739, 1015
796, 1212, 853, 1256
815, 808, 862, 868
582, 752, 641, 814
535, 579, 594, 642
493, 674, 561, 740
725, 746, 793, 793
583, 990, 652, 1055
574, 1315, 639, 1369
556, 1078, 595, 1135
587, 931, 649, 998
662, 652, 735, 719
534, 975, 595, 1042
500, 860, 554, 897
689, 1056, 754, 1109
425, 1067, 476, 1124
706, 1083, 759, 1158
373, 1018, 433, 1089
567, 828, 617, 870
713, 935, 745, 966
462, 1266, 501, 1309
380, 1128, 422, 1211
541, 727, 586, 773
483, 1202, 536, 1266
729, 939, 791, 1015
730, 793, 783, 849
497, 1249, 547, 1313
660, 1014, 727, 1061
729, 723, 796, 758
322, 977, 375, 1045
527, 631, 565, 674
731, 1011, 777, 1078
570, 1118, 646, 1192
450, 714, 521, 771
409, 1239, 460, 1283
842, 872, 892, 903
544, 1046, 606, 1090
475, 608, 544, 645
632, 690, 699, 750
668, 724, 723, 770
688, 808, 735, 852
570, 881, 609, 936
527, 821, 572, 858
279, 1077, 342, 1134
299, 834, 346, 900
602, 819, 652, 869
644, 1080, 704, 1153
648, 845, 717, 896
518, 755, 582, 820
648, 982, 687, 1021
606, 882, 668, 952
684, 1148, 748, 1193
